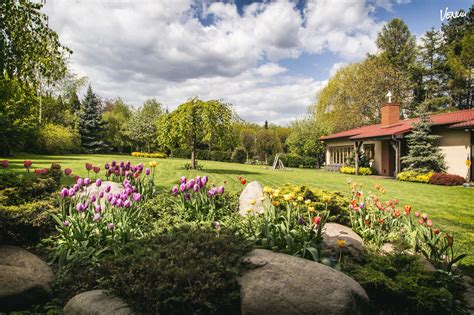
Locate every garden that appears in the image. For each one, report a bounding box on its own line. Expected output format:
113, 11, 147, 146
1, 155, 473, 314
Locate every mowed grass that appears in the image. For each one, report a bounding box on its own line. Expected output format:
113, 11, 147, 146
2, 153, 474, 268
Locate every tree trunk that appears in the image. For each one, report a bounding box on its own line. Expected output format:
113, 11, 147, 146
191, 147, 196, 169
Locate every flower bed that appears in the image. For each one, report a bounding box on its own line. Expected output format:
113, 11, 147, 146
131, 151, 167, 158
339, 166, 375, 175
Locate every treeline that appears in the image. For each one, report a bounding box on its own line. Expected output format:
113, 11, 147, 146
314, 8, 473, 133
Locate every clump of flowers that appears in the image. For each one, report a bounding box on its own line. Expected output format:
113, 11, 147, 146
50, 176, 147, 264
242, 185, 330, 262
170, 175, 229, 221
238, 176, 247, 186
348, 178, 466, 272
1, 160, 8, 168
103, 160, 155, 200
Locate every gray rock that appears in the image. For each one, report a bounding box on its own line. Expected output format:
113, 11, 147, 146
81, 181, 123, 207
64, 290, 134, 315
322, 223, 365, 259
239, 249, 369, 315
462, 276, 474, 313
238, 181, 269, 216
0, 246, 54, 311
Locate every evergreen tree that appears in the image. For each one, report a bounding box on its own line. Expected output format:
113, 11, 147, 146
376, 18, 417, 73
401, 109, 446, 173
79, 85, 108, 152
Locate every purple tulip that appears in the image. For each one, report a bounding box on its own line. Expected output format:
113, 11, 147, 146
105, 163, 110, 170
131, 166, 137, 172
99, 191, 104, 198
60, 188, 68, 198
110, 197, 117, 206
73, 183, 80, 191
145, 168, 151, 176
77, 178, 84, 186
193, 184, 200, 192
93, 213, 101, 221
171, 186, 179, 195
208, 188, 217, 197
111, 160, 116, 167
133, 193, 141, 202
180, 183, 186, 192
84, 177, 91, 186
131, 186, 137, 193
359, 202, 365, 209
124, 171, 130, 177
124, 200, 131, 208
123, 179, 130, 186
96, 179, 102, 187
125, 187, 132, 196
68, 188, 75, 197
119, 161, 124, 168
298, 217, 305, 225
137, 163, 144, 172
120, 193, 127, 201
189, 179, 195, 187
196, 177, 202, 187
95, 204, 102, 213
116, 199, 123, 207
63, 220, 70, 227
115, 169, 120, 176
90, 195, 97, 203
180, 176, 187, 184
108, 223, 115, 230
105, 185, 112, 193
76, 203, 84, 212
218, 186, 225, 194
202, 176, 208, 185
107, 193, 113, 202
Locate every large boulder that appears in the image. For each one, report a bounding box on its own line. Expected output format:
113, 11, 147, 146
239, 249, 369, 315
322, 223, 365, 259
64, 290, 134, 315
239, 181, 268, 216
0, 246, 54, 311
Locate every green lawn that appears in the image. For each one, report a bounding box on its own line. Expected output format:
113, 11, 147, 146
2, 153, 474, 268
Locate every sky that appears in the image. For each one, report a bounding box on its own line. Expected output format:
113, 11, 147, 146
42, 0, 472, 125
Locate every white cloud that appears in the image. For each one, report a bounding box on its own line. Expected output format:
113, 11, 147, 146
42, 0, 396, 123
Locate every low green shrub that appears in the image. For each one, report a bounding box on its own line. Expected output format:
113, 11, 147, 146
396, 170, 433, 183
231, 146, 247, 163
339, 166, 375, 175
344, 252, 467, 314
0, 198, 57, 245
101, 224, 252, 314
37, 123, 81, 154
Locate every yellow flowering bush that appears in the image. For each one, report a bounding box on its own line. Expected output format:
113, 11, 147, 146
131, 152, 167, 159
396, 170, 433, 183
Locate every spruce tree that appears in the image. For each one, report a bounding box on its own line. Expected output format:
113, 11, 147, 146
79, 85, 108, 153
401, 109, 446, 173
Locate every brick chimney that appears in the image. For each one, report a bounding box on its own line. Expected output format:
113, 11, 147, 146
381, 103, 400, 126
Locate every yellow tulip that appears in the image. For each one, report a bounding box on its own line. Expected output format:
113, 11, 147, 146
337, 239, 346, 248
297, 196, 304, 202
305, 199, 311, 205
149, 160, 157, 168
308, 206, 315, 212
284, 194, 292, 201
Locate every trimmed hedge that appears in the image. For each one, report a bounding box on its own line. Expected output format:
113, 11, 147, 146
131, 151, 167, 158
396, 171, 433, 183
428, 173, 465, 186
339, 166, 376, 176
171, 148, 232, 162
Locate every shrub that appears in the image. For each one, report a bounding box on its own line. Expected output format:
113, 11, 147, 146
428, 173, 465, 186
344, 252, 465, 314
183, 162, 203, 170
130, 152, 167, 158
37, 123, 81, 154
396, 170, 433, 183
339, 166, 375, 175
101, 224, 252, 314
231, 147, 247, 164
0, 199, 56, 245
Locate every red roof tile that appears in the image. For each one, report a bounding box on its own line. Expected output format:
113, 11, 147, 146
320, 109, 474, 141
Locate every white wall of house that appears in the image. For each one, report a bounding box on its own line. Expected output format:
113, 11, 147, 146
435, 129, 471, 177
325, 140, 382, 173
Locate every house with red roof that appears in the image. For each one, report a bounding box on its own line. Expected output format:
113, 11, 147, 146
320, 103, 474, 179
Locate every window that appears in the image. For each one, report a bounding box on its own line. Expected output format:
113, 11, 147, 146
363, 144, 375, 160
329, 146, 353, 164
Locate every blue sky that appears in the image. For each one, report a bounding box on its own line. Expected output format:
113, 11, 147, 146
43, 0, 472, 125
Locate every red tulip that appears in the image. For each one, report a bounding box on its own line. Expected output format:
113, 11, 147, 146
313, 216, 321, 225
1, 160, 8, 168
241, 179, 247, 185
427, 220, 433, 227
404, 205, 412, 215
34, 169, 42, 176
93, 166, 100, 174
433, 229, 440, 235
85, 163, 93, 171
23, 160, 32, 172
64, 168, 72, 176
418, 218, 424, 225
